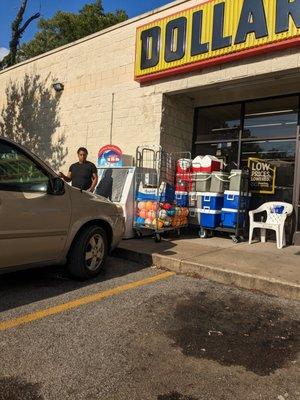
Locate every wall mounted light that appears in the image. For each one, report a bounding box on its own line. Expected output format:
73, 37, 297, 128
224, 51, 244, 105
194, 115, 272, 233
53, 82, 64, 92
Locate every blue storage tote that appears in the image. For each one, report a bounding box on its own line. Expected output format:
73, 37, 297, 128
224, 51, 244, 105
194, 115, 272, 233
223, 191, 249, 210
201, 192, 223, 210
137, 182, 175, 203
221, 208, 246, 228
175, 191, 188, 207
189, 208, 201, 226
200, 209, 221, 228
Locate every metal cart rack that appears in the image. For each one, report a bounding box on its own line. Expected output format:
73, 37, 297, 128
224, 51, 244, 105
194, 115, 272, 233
199, 168, 250, 243
133, 145, 190, 242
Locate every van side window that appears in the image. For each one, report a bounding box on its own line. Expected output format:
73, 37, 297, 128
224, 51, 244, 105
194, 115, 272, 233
0, 141, 49, 192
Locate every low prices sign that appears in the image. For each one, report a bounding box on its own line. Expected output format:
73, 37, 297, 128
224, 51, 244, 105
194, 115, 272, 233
248, 157, 276, 194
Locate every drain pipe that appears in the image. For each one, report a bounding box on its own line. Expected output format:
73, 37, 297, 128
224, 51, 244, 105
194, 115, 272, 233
110, 92, 115, 145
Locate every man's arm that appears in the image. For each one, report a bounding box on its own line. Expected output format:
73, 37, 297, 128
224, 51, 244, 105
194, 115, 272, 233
59, 171, 72, 183
88, 173, 98, 193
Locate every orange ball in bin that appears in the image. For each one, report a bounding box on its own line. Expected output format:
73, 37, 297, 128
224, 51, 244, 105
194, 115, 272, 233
138, 201, 146, 210
148, 210, 156, 220
139, 209, 148, 219
146, 201, 154, 211
152, 219, 164, 229
145, 218, 152, 226
152, 202, 159, 211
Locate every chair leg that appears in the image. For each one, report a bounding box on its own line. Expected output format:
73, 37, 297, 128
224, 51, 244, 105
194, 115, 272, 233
248, 225, 254, 244
278, 226, 286, 249
276, 227, 282, 250
261, 228, 266, 243
282, 229, 286, 247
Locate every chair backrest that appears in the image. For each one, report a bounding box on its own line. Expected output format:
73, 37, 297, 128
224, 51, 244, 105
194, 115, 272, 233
264, 202, 293, 224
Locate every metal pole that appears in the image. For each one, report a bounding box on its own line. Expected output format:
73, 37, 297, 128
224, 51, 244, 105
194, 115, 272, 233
110, 93, 115, 145
293, 95, 300, 244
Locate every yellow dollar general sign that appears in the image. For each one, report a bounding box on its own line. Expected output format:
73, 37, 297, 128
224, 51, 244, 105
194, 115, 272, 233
135, 0, 300, 82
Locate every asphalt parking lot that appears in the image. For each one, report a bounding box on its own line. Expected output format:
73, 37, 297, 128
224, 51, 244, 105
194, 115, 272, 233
0, 258, 299, 400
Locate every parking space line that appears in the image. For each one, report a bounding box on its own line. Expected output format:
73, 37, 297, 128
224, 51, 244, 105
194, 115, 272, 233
0, 271, 175, 332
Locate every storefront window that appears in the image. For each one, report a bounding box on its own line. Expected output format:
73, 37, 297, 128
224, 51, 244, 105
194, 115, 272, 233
194, 141, 239, 169
195, 103, 241, 142
193, 94, 300, 228
243, 96, 298, 139
241, 139, 296, 205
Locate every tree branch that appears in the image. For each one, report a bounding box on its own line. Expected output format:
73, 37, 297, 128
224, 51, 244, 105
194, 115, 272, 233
19, 13, 41, 35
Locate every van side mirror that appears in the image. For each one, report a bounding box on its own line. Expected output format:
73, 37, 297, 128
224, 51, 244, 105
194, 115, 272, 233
48, 177, 65, 195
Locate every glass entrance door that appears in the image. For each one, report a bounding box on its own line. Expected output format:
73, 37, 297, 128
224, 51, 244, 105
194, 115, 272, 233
241, 96, 298, 211
193, 94, 300, 241
241, 139, 296, 207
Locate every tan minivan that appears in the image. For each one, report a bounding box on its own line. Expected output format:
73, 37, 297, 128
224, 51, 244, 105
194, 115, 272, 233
0, 137, 124, 279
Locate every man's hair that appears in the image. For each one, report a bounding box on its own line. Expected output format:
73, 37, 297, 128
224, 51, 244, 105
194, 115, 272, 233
77, 147, 88, 154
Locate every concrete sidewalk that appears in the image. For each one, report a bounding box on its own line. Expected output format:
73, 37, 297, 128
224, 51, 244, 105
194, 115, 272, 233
114, 235, 300, 301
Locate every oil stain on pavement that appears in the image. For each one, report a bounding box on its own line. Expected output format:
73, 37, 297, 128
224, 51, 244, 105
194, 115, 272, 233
0, 377, 44, 400
164, 291, 300, 376
158, 392, 198, 400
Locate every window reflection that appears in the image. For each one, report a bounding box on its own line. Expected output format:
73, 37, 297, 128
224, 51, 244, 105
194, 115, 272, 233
195, 103, 241, 142
243, 97, 298, 139
241, 140, 296, 204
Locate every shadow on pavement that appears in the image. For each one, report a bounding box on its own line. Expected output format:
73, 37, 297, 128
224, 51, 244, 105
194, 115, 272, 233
0, 257, 148, 313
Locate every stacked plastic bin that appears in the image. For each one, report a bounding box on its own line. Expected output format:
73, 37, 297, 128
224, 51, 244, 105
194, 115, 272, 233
221, 170, 249, 228
175, 159, 192, 209
199, 161, 229, 229
188, 157, 207, 226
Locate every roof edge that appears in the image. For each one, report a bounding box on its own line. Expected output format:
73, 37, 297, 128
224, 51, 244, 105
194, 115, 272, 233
0, 0, 190, 76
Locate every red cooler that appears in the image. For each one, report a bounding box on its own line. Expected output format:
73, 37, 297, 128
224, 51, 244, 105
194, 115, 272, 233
200, 155, 221, 173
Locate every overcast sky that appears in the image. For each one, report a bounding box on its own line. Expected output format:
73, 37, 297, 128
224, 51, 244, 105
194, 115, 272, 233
0, 0, 171, 59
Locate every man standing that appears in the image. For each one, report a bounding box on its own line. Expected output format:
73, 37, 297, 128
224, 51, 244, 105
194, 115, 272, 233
60, 147, 98, 192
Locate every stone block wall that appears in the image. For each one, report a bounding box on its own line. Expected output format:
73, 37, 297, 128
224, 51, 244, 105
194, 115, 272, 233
160, 94, 195, 155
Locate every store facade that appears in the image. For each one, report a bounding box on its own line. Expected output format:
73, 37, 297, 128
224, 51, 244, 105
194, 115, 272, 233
0, 0, 299, 242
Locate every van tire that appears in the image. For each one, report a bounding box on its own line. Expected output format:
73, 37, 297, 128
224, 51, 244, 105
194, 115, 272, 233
67, 225, 108, 279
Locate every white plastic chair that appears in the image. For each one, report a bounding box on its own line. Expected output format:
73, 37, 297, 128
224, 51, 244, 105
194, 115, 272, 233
248, 202, 293, 249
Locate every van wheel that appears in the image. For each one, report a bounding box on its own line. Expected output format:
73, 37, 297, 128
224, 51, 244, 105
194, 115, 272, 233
67, 226, 108, 279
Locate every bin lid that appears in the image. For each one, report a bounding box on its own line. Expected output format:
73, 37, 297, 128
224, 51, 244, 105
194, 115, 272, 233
224, 190, 251, 196
202, 192, 224, 197
200, 209, 222, 214
211, 171, 229, 176
222, 208, 246, 213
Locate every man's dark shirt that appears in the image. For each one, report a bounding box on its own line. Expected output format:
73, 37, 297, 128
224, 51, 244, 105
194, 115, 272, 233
69, 161, 97, 190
